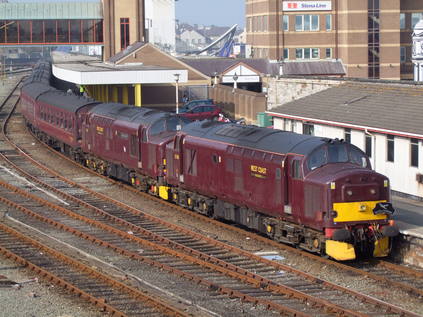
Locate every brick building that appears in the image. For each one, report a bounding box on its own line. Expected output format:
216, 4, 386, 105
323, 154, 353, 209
246, 0, 423, 80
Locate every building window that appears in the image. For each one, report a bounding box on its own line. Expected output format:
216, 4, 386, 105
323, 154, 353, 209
412, 13, 423, 29
344, 128, 351, 143
257, 16, 262, 31
400, 47, 406, 62
283, 48, 289, 59
368, 0, 380, 79
365, 134, 372, 158
311, 48, 319, 58
296, 48, 319, 59
283, 15, 289, 31
295, 15, 319, 31
303, 123, 314, 135
400, 13, 405, 29
387, 134, 395, 162
411, 138, 419, 167
325, 48, 332, 58
326, 14, 332, 31
120, 18, 130, 50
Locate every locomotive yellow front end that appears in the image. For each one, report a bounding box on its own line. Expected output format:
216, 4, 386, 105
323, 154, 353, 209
325, 180, 398, 261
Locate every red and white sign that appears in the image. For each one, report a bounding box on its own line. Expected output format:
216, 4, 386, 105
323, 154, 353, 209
283, 1, 332, 11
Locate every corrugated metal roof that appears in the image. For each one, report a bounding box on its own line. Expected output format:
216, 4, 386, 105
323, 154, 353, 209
0, 2, 102, 20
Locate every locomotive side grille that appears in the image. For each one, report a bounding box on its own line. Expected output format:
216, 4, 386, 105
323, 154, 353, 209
304, 183, 323, 219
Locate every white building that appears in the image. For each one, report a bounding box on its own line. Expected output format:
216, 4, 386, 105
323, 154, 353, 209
144, 0, 176, 53
267, 81, 423, 200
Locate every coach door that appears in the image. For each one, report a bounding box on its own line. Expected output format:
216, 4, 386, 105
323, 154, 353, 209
285, 155, 304, 219
140, 127, 148, 170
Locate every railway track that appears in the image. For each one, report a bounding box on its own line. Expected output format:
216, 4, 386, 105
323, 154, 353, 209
31, 126, 423, 301
0, 84, 421, 316
0, 81, 192, 317
0, 165, 419, 317
0, 222, 190, 317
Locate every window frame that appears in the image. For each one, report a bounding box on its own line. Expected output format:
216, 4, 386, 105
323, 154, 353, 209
283, 15, 289, 31
400, 13, 405, 30
365, 134, 372, 158
303, 122, 314, 135
325, 47, 332, 59
387, 134, 395, 162
410, 138, 419, 168
344, 128, 351, 143
400, 46, 406, 62
325, 14, 332, 31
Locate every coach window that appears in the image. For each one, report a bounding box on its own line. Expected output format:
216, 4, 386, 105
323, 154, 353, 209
387, 135, 395, 162
411, 138, 419, 167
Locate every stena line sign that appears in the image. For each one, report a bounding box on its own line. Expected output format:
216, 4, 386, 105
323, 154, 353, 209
283, 1, 332, 11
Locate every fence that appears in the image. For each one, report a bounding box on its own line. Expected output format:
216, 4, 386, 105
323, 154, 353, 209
209, 84, 266, 124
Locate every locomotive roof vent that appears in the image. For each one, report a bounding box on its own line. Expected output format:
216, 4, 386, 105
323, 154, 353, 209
216, 125, 250, 138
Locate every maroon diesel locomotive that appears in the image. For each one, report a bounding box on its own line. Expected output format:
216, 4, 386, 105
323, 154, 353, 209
20, 63, 398, 260
164, 121, 398, 260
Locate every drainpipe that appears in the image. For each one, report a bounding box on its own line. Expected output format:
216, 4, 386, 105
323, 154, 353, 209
365, 129, 376, 170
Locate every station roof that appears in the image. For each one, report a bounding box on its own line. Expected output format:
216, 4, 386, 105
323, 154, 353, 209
52, 52, 188, 85
0, 2, 102, 20
180, 58, 345, 77
267, 81, 423, 138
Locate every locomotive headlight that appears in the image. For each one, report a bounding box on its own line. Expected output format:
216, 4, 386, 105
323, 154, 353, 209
359, 204, 367, 212
370, 189, 376, 195
347, 190, 353, 196
384, 180, 389, 188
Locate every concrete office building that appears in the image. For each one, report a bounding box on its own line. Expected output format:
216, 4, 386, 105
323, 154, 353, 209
246, 0, 423, 80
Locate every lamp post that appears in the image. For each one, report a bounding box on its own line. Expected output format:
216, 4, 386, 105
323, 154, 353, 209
174, 73, 180, 114
233, 72, 238, 89
213, 71, 218, 87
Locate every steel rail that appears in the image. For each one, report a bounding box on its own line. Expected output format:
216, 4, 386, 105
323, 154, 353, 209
0, 179, 358, 317
0, 222, 189, 317
24, 123, 423, 300
0, 182, 311, 317
1, 112, 419, 316
4, 81, 421, 316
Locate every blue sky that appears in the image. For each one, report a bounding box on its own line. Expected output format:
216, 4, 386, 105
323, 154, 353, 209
176, 0, 245, 28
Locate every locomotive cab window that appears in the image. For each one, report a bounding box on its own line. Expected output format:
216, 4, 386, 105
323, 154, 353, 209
307, 143, 369, 172
292, 160, 302, 179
